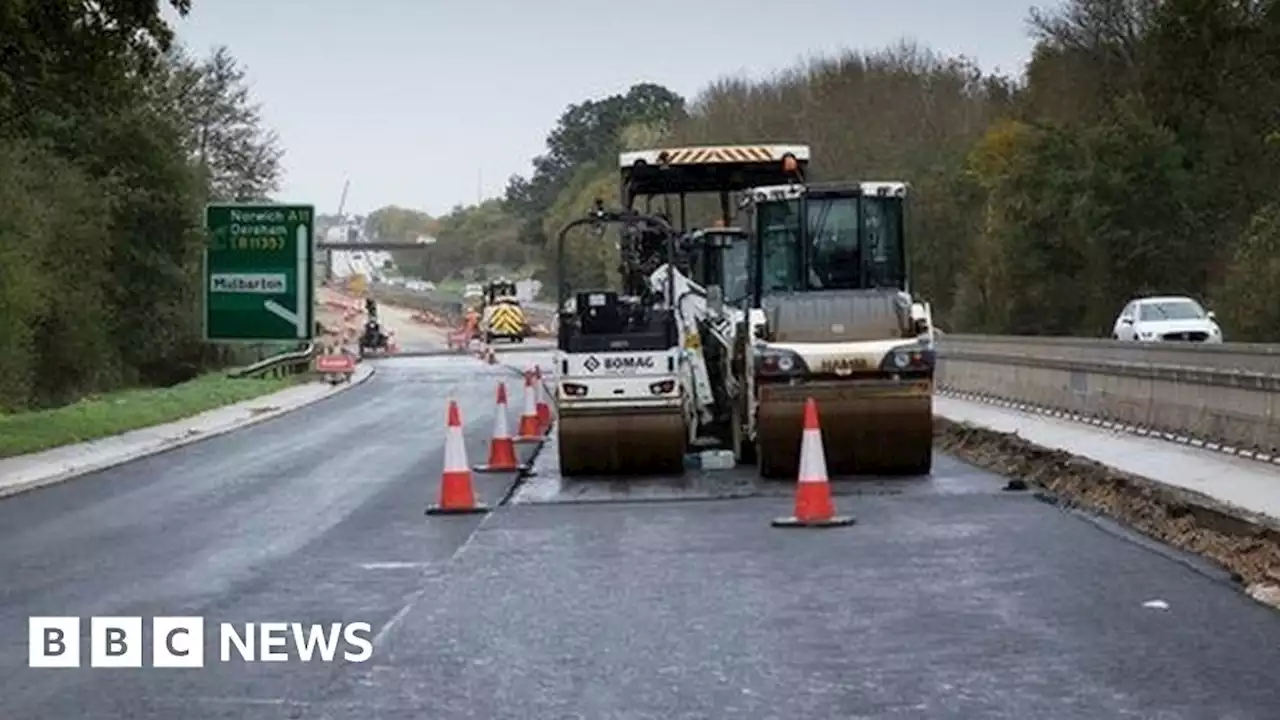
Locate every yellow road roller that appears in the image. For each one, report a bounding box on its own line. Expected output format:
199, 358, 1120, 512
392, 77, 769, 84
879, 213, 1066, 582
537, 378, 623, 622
479, 278, 528, 343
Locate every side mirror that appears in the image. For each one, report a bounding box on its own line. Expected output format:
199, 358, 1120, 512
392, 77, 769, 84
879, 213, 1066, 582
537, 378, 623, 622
707, 285, 724, 315
1121, 317, 1134, 325
1206, 310, 1216, 320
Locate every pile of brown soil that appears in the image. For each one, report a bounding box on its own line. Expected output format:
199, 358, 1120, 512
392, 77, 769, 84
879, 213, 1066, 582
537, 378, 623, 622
934, 417, 1280, 608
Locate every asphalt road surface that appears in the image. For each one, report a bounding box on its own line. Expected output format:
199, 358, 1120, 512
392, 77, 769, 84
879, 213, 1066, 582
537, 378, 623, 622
4, 350, 1280, 718
0, 354, 534, 719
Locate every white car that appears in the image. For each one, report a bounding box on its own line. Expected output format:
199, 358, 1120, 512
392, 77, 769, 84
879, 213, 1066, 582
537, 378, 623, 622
1112, 296, 1223, 343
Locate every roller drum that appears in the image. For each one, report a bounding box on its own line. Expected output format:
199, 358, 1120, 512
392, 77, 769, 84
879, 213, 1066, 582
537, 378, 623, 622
756, 380, 933, 479
557, 408, 687, 477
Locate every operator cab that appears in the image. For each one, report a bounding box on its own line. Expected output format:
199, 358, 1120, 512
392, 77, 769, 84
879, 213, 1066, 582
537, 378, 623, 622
747, 182, 907, 297
745, 181, 925, 343
683, 227, 750, 307
619, 146, 809, 307
486, 279, 518, 304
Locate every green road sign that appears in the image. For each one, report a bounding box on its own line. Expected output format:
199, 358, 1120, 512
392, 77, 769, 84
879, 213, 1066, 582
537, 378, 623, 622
203, 203, 315, 342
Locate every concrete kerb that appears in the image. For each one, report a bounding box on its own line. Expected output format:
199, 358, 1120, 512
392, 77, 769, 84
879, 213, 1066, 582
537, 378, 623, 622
933, 415, 1280, 610
0, 364, 378, 501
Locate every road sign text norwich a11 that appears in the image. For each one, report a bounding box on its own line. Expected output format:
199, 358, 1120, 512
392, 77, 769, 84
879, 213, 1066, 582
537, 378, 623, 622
203, 204, 315, 342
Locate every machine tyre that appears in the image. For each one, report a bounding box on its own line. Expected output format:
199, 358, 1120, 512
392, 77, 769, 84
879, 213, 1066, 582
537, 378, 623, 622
887, 436, 933, 476
557, 411, 687, 478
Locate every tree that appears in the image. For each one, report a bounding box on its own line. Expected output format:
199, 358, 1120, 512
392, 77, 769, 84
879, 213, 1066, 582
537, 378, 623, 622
161, 46, 284, 202
0, 0, 191, 140
365, 206, 436, 243
504, 83, 686, 246
507, 2, 1280, 340
0, 1, 294, 409
1213, 202, 1280, 341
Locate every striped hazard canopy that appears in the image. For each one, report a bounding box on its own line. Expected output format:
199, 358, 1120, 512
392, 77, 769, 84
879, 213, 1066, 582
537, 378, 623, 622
619, 144, 811, 197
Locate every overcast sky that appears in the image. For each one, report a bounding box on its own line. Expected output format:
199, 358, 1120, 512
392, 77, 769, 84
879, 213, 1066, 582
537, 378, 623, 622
169, 0, 1045, 217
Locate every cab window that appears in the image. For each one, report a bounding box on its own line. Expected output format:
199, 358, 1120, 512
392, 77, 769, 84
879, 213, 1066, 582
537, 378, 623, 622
806, 196, 859, 289
862, 197, 903, 288
719, 239, 749, 305
757, 200, 802, 292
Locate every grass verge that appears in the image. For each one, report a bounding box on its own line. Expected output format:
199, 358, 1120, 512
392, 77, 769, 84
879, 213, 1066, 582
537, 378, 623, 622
0, 372, 305, 459
934, 416, 1280, 609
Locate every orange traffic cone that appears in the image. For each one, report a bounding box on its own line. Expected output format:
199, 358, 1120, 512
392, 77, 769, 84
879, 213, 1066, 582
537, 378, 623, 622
533, 366, 552, 433
772, 397, 854, 528
426, 399, 489, 515
514, 368, 542, 443
473, 382, 526, 473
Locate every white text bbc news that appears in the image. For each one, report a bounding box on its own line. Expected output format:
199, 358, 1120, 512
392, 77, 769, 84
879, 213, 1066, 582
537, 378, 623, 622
28, 617, 374, 668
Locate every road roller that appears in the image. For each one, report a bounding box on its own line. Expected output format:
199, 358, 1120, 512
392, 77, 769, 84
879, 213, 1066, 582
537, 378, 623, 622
479, 277, 529, 343
614, 143, 817, 456
738, 180, 937, 477
552, 204, 693, 477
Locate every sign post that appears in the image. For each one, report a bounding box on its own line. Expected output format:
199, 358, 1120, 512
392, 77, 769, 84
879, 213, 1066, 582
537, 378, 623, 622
204, 203, 315, 342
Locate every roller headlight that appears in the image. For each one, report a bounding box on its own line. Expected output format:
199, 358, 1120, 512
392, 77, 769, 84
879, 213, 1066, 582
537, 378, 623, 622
756, 347, 807, 377
881, 345, 935, 373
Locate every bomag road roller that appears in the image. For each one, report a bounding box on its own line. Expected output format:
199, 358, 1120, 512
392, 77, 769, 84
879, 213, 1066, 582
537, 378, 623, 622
737, 180, 936, 478
614, 143, 813, 455
480, 278, 529, 343
552, 203, 692, 477
550, 143, 818, 478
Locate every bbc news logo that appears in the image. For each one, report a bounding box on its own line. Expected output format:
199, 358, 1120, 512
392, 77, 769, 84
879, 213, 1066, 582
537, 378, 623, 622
28, 617, 373, 668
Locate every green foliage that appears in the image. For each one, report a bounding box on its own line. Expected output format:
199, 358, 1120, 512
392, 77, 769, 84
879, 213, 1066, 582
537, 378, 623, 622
541, 163, 622, 294
956, 107, 1200, 336
367, 206, 436, 244
504, 2, 1280, 340
0, 140, 116, 408
376, 199, 533, 285
0, 0, 283, 413
503, 83, 686, 247
160, 46, 284, 202
1214, 203, 1280, 341
0, 372, 297, 459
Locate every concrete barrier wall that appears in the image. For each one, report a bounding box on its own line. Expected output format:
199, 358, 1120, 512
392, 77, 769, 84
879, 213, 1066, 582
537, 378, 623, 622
937, 335, 1280, 454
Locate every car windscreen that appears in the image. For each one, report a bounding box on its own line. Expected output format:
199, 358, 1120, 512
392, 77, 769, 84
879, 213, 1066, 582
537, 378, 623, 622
1139, 301, 1204, 321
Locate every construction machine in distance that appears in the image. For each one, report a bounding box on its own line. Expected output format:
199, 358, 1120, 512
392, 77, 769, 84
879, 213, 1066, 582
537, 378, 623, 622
358, 298, 392, 357
479, 278, 530, 343
551, 143, 937, 479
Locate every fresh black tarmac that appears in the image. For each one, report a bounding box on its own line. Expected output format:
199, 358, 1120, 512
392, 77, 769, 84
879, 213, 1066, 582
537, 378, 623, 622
1, 354, 1278, 719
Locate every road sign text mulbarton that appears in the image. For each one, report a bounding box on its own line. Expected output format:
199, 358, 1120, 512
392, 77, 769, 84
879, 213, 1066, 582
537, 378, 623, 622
202, 202, 314, 342
210, 274, 286, 293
